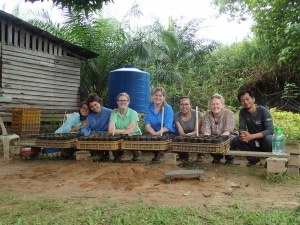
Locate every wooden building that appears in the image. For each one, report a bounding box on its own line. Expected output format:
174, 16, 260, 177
0, 10, 98, 123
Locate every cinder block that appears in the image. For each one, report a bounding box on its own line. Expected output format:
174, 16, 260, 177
288, 154, 300, 166
75, 150, 91, 161
266, 157, 288, 173
10, 146, 21, 155
286, 141, 300, 154
287, 166, 300, 176
164, 153, 177, 165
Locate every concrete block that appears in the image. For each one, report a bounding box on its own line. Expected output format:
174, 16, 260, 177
266, 157, 288, 173
10, 146, 21, 155
164, 153, 177, 165
287, 166, 300, 176
165, 169, 205, 183
286, 141, 300, 154
75, 150, 91, 161
288, 154, 300, 167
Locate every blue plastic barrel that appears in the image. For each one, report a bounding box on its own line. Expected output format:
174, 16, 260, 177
108, 65, 150, 113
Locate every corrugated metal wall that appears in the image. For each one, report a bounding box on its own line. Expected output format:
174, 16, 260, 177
1, 44, 81, 122
0, 16, 82, 123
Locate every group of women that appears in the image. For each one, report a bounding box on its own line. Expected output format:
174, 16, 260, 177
55, 87, 237, 164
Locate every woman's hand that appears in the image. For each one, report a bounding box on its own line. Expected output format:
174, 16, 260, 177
126, 124, 134, 129
81, 120, 89, 128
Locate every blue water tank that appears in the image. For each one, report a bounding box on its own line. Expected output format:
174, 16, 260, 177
108, 65, 150, 113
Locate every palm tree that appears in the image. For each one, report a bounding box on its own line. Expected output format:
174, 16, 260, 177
133, 17, 217, 102
25, 3, 147, 102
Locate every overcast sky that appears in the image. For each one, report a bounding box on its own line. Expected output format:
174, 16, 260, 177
2, 0, 253, 44
103, 0, 253, 44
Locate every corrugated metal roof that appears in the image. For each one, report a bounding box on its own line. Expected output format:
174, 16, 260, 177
0, 10, 99, 59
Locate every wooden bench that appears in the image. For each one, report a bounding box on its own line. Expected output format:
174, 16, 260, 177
169, 150, 290, 174
165, 169, 205, 183
223, 150, 290, 173
223, 150, 290, 158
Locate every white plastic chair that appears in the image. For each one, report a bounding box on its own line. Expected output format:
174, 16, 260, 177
0, 117, 20, 163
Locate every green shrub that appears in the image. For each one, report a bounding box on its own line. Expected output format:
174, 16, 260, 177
271, 108, 300, 142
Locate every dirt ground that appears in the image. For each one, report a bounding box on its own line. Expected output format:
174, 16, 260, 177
0, 151, 299, 209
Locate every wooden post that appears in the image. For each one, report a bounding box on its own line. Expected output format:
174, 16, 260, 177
3, 138, 10, 163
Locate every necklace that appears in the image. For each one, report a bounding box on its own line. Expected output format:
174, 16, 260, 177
212, 112, 220, 125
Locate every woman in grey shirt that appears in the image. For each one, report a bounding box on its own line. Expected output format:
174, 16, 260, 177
174, 96, 203, 162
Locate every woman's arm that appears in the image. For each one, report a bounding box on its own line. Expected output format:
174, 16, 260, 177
145, 124, 157, 135
81, 115, 92, 136
144, 105, 158, 135
55, 113, 78, 134
124, 121, 137, 134
154, 127, 170, 136
163, 105, 175, 131
70, 120, 89, 132
175, 121, 185, 136
108, 120, 137, 135
108, 112, 123, 134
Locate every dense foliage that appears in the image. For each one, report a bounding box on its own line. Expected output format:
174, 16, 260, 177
271, 109, 300, 141
213, 0, 300, 67
212, 0, 300, 109
12, 0, 300, 112
131, 18, 218, 109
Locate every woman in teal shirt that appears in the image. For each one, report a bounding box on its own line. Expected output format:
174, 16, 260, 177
55, 101, 90, 134
108, 92, 142, 161
54, 101, 90, 158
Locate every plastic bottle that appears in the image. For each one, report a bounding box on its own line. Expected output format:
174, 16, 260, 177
272, 125, 285, 155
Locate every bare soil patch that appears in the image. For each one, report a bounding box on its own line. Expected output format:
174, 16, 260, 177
0, 152, 299, 209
